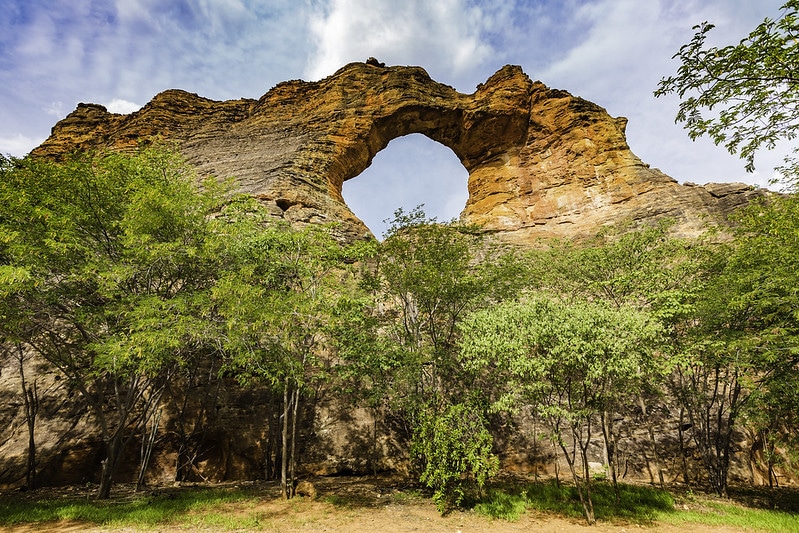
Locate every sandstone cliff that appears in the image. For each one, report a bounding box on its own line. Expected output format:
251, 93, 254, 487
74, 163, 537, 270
32, 62, 763, 243
1, 62, 777, 489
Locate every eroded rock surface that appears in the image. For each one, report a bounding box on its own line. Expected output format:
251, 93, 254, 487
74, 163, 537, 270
33, 62, 764, 243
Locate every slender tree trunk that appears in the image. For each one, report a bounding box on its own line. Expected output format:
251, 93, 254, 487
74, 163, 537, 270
370, 406, 380, 476
639, 396, 664, 489
281, 378, 290, 500
678, 407, 690, 485
578, 421, 596, 524
558, 436, 595, 525
532, 418, 539, 483
24, 385, 38, 489
98, 434, 123, 499
18, 345, 39, 490
600, 409, 619, 502
289, 385, 300, 497
136, 407, 161, 491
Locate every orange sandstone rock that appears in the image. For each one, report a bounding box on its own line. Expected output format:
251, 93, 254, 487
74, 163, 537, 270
33, 62, 763, 243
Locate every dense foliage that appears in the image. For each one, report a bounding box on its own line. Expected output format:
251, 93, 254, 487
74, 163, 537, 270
0, 146, 797, 523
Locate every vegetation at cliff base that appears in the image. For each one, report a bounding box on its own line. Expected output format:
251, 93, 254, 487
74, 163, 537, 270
1, 480, 797, 531
3, 2, 799, 518
1, 142, 799, 526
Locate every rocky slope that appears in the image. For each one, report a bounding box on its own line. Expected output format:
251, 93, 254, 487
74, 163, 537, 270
32, 61, 764, 243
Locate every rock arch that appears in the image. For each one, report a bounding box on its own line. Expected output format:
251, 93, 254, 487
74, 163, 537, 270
34, 62, 763, 243
342, 133, 469, 235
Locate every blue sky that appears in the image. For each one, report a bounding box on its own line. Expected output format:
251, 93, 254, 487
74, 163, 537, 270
0, 0, 789, 236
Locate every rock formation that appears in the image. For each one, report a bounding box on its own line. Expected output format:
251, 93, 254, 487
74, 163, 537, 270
32, 61, 764, 244
3, 62, 773, 490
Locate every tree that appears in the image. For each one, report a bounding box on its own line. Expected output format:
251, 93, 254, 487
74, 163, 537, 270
657, 1, 799, 493
459, 296, 664, 525
662, 191, 799, 497
655, 1, 799, 180
213, 198, 354, 499
526, 222, 707, 490
354, 207, 523, 511
411, 400, 498, 512
0, 148, 230, 498
708, 195, 799, 491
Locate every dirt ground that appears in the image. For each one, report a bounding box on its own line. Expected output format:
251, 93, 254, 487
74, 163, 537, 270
0, 476, 756, 533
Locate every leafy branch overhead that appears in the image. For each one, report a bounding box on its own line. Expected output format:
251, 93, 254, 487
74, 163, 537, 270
655, 0, 799, 178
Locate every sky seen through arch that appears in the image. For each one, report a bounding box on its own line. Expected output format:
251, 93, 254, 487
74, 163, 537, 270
342, 134, 469, 239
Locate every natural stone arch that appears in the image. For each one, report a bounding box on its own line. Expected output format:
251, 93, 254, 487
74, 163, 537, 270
34, 61, 765, 243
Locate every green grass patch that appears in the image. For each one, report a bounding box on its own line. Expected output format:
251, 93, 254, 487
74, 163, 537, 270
658, 496, 799, 532
473, 489, 528, 521
474, 480, 673, 523
0, 487, 252, 527
2, 481, 797, 532
474, 480, 799, 531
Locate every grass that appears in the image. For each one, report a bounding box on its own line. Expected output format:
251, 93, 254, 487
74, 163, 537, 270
474, 479, 674, 523
0, 480, 797, 531
0, 486, 254, 528
473, 479, 799, 531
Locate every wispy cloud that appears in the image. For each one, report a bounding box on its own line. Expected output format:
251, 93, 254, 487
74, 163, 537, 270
305, 0, 494, 85
0, 134, 44, 157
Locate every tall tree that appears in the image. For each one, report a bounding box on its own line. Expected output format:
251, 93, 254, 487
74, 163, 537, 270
0, 148, 229, 498
214, 199, 353, 499
657, 0, 799, 493
526, 222, 707, 490
357, 207, 522, 511
459, 295, 663, 525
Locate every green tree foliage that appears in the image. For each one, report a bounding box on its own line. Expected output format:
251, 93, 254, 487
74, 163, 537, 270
213, 201, 355, 499
655, 1, 799, 178
0, 148, 230, 498
411, 401, 498, 512
657, 1, 799, 492
686, 195, 799, 493
525, 222, 708, 491
347, 207, 525, 511
459, 295, 663, 525
528, 221, 706, 321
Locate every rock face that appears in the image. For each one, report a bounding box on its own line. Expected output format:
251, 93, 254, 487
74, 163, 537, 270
33, 62, 764, 243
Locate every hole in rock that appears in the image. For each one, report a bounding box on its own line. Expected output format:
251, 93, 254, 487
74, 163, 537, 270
342, 134, 469, 239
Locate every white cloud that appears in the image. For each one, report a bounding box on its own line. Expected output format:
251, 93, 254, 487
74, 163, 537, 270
305, 0, 493, 82
0, 134, 45, 157
43, 101, 66, 118
531, 0, 789, 185
0, 0, 793, 228
104, 99, 141, 114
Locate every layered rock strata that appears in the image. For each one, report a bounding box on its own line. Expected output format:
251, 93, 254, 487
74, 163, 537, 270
33, 62, 763, 243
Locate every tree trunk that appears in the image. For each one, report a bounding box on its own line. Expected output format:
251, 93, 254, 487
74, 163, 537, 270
639, 395, 664, 488
289, 385, 300, 498
600, 409, 619, 502
17, 344, 39, 490
98, 435, 122, 499
281, 378, 290, 500
558, 436, 595, 525
136, 407, 161, 491
678, 407, 690, 485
